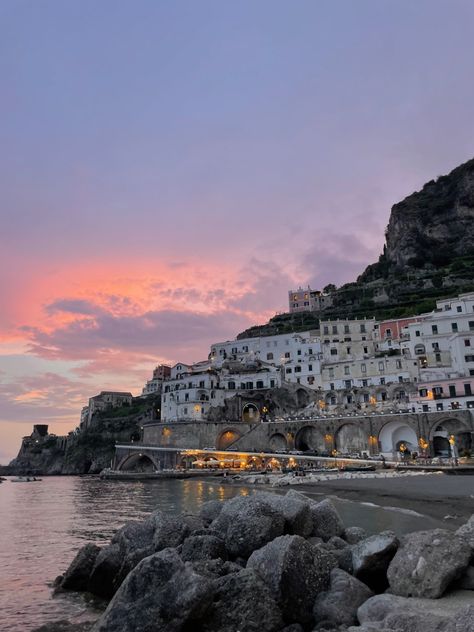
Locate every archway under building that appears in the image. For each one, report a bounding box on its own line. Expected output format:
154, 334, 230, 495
335, 423, 368, 454
269, 432, 288, 453
430, 418, 472, 456
295, 425, 325, 453
217, 428, 242, 450
379, 420, 418, 456
118, 453, 158, 472
242, 403, 260, 423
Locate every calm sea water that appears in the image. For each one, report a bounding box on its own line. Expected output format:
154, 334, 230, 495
0, 476, 448, 632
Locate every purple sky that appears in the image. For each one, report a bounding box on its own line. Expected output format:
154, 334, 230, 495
1, 0, 474, 461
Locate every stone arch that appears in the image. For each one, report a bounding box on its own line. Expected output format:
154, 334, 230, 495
294, 425, 325, 452
117, 452, 159, 472
428, 417, 472, 455
295, 388, 310, 408
242, 402, 260, 423
378, 420, 418, 455
335, 423, 368, 454
217, 428, 242, 450
268, 432, 288, 452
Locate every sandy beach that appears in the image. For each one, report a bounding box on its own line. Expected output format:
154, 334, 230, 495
294, 473, 474, 526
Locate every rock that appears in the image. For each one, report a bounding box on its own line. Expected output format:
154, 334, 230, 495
211, 495, 285, 558
191, 558, 242, 579
199, 568, 284, 632
455, 514, 474, 551
352, 531, 399, 592
93, 548, 213, 632
327, 536, 349, 550
313, 568, 374, 627
112, 519, 155, 554
32, 621, 94, 632
334, 546, 354, 574
343, 527, 368, 545
180, 512, 205, 534
88, 543, 122, 599
454, 565, 474, 590
387, 529, 471, 598
248, 534, 331, 625
280, 626, 304, 632
61, 543, 100, 592
277, 490, 314, 536
310, 499, 345, 541
152, 512, 190, 551
181, 534, 227, 562
200, 499, 223, 524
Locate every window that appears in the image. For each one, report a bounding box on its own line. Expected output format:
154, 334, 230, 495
308, 348, 313, 355
330, 383, 335, 391
469, 321, 474, 331
284, 352, 290, 359
449, 385, 457, 397
363, 346, 368, 354
246, 382, 253, 389
360, 324, 366, 333
286, 368, 292, 374
232, 347, 237, 354
297, 349, 301, 356
465, 340, 471, 347
185, 393, 189, 401
380, 378, 386, 385
294, 366, 302, 373
452, 323, 458, 333
457, 306, 462, 313
308, 364, 313, 371
432, 325, 438, 335
307, 376, 314, 385
378, 361, 384, 371
346, 347, 351, 354
330, 396, 336, 405
415, 330, 420, 337
361, 336, 366, 341
332, 325, 338, 334
465, 383, 472, 396
240, 383, 246, 389
470, 370, 474, 376
344, 380, 352, 389
465, 355, 474, 362
328, 368, 334, 378
361, 363, 366, 373
344, 366, 350, 375
267, 353, 274, 360
385, 328, 392, 338
330, 348, 337, 356
323, 326, 329, 335
435, 353, 441, 362
270, 379, 275, 387
436, 403, 444, 411
344, 325, 350, 334
432, 342, 439, 350
422, 404, 429, 412
398, 376, 404, 383
347, 395, 353, 404
362, 379, 368, 387
228, 381, 235, 390
380, 391, 387, 401
256, 380, 264, 389
199, 380, 205, 388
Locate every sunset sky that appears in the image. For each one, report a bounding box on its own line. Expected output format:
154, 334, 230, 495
2, 0, 474, 461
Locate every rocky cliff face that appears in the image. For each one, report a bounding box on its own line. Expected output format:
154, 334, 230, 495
383, 158, 474, 270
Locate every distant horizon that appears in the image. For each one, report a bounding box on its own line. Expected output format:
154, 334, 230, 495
2, 0, 474, 461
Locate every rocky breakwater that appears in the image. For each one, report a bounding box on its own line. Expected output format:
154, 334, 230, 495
38, 493, 474, 632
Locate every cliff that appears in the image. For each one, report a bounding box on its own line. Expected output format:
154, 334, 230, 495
9, 395, 161, 475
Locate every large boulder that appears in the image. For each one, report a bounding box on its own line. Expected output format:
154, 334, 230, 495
93, 548, 213, 632
211, 495, 285, 558
88, 543, 123, 599
387, 529, 471, 598
60, 543, 100, 591
343, 526, 368, 545
264, 490, 314, 537
112, 519, 155, 554
181, 534, 228, 562
248, 534, 331, 625
199, 500, 224, 525
310, 499, 345, 541
191, 558, 242, 579
199, 568, 284, 632
455, 514, 474, 551
152, 512, 191, 551
352, 531, 399, 592
313, 568, 373, 628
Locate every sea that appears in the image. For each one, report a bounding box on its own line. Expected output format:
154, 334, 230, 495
0, 475, 450, 632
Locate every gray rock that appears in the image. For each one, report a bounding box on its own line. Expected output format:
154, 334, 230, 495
454, 565, 474, 590
248, 534, 331, 625
32, 622, 94, 632
455, 514, 474, 551
343, 527, 368, 545
387, 529, 471, 598
313, 568, 373, 627
200, 499, 224, 524
280, 626, 304, 632
352, 531, 399, 592
211, 495, 285, 558
152, 512, 190, 551
61, 543, 100, 592
327, 536, 349, 550
200, 568, 284, 632
453, 605, 474, 631
112, 519, 155, 554
191, 558, 242, 579
93, 548, 213, 632
180, 512, 205, 534
88, 543, 122, 599
181, 534, 227, 562
277, 489, 314, 536
335, 547, 354, 574
310, 499, 345, 541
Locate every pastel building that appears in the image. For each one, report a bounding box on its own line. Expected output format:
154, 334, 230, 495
288, 286, 332, 313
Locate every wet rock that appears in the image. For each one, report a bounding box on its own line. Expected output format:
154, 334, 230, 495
200, 568, 284, 632
93, 548, 213, 632
181, 512, 205, 534
343, 527, 368, 545
313, 568, 374, 627
88, 543, 122, 599
334, 546, 354, 574
352, 531, 399, 592
61, 543, 100, 592
200, 499, 223, 524
181, 534, 227, 562
387, 529, 471, 598
248, 534, 331, 625
310, 499, 345, 541
211, 495, 285, 558
152, 512, 190, 551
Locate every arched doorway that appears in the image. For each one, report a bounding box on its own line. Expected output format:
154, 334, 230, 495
217, 428, 241, 450
379, 421, 418, 456
430, 418, 472, 457
335, 423, 368, 454
242, 403, 260, 423
294, 425, 325, 452
269, 433, 288, 452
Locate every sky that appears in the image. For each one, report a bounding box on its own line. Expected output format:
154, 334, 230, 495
1, 0, 474, 462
